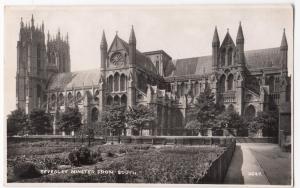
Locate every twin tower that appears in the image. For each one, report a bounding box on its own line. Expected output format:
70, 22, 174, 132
16, 15, 70, 113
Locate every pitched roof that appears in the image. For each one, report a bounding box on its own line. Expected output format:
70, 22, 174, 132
245, 47, 281, 69
47, 69, 101, 90
167, 47, 282, 77
108, 35, 157, 73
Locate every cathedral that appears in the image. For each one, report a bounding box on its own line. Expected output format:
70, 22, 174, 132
16, 15, 291, 139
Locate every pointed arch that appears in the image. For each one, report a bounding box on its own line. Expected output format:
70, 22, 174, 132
220, 48, 226, 66
227, 74, 234, 91
121, 94, 127, 106
120, 74, 126, 91
268, 76, 274, 93
219, 75, 226, 93
67, 92, 73, 102
94, 90, 99, 102
76, 92, 82, 103
113, 95, 120, 105
194, 81, 200, 96
227, 47, 233, 66
114, 72, 120, 92
244, 105, 256, 120
228, 104, 235, 112
108, 75, 113, 92
91, 107, 99, 122
58, 93, 64, 106
107, 95, 113, 105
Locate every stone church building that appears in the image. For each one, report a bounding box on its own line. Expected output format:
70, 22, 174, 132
16, 15, 291, 138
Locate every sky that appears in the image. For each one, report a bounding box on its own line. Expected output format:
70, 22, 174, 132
4, 5, 293, 117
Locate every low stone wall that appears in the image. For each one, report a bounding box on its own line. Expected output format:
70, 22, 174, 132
200, 140, 236, 183
105, 136, 236, 147
235, 137, 277, 143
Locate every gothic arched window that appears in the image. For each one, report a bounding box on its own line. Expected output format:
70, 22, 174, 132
94, 90, 99, 102
108, 75, 113, 92
114, 95, 120, 105
107, 95, 113, 105
220, 75, 226, 93
58, 93, 64, 106
68, 92, 73, 102
76, 92, 82, 103
220, 49, 226, 66
121, 94, 127, 106
91, 107, 99, 122
120, 74, 126, 91
268, 76, 274, 93
244, 105, 256, 120
227, 74, 234, 91
114, 73, 120, 92
227, 48, 233, 66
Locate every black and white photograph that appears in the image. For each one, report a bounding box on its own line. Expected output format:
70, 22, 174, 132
3, 4, 293, 186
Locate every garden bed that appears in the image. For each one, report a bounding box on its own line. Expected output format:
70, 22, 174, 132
7, 140, 234, 183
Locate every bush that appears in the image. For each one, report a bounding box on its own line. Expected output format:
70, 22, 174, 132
68, 146, 102, 166
107, 152, 115, 157
13, 161, 42, 179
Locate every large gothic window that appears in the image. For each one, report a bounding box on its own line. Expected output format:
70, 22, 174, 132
37, 44, 41, 75
194, 81, 200, 96
58, 93, 64, 106
121, 94, 127, 106
51, 94, 56, 108
220, 49, 226, 66
220, 75, 226, 93
114, 73, 120, 92
94, 90, 99, 102
227, 48, 233, 66
108, 75, 113, 92
76, 92, 82, 103
107, 95, 113, 105
68, 92, 73, 102
91, 108, 99, 122
227, 74, 234, 91
268, 76, 274, 93
114, 95, 120, 105
120, 74, 126, 91
244, 105, 256, 120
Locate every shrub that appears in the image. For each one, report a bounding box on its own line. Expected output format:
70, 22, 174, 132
68, 146, 101, 166
68, 149, 81, 167
13, 161, 42, 179
107, 152, 114, 157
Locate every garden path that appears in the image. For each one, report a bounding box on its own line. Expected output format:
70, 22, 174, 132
224, 143, 270, 184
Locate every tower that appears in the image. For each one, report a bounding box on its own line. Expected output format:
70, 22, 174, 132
236, 22, 245, 66
47, 29, 70, 77
280, 28, 288, 74
16, 15, 47, 113
128, 26, 137, 107
212, 26, 220, 71
99, 31, 107, 112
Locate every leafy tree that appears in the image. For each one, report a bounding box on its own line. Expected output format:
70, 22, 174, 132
57, 107, 82, 134
190, 87, 223, 129
100, 105, 126, 136
216, 108, 244, 129
7, 108, 28, 136
125, 104, 155, 136
185, 120, 203, 135
248, 110, 278, 137
28, 108, 52, 135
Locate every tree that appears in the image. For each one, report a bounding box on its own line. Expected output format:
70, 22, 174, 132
100, 105, 126, 136
248, 110, 278, 137
216, 108, 244, 129
185, 120, 202, 135
57, 107, 82, 134
28, 108, 52, 135
190, 87, 223, 129
7, 108, 28, 136
125, 104, 155, 136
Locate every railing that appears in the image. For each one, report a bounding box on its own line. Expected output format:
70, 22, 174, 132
220, 92, 236, 103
